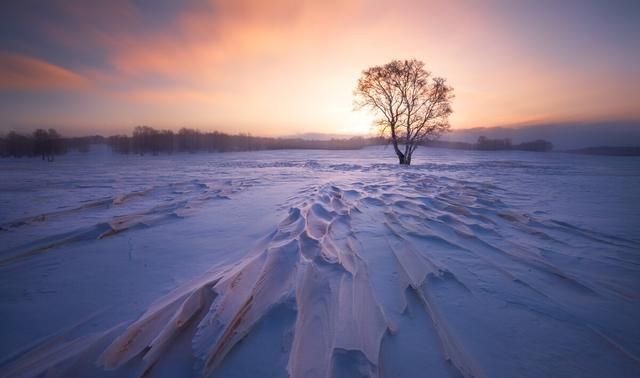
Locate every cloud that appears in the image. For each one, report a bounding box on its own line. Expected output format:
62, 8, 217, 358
1, 0, 638, 134
0, 51, 88, 91
108, 0, 363, 80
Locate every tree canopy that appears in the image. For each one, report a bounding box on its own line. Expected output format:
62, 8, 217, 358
354, 59, 454, 165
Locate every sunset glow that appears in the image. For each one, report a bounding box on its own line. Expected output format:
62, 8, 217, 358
1, 0, 639, 136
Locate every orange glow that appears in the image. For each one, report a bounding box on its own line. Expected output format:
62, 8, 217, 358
0, 52, 88, 91
1, 0, 638, 135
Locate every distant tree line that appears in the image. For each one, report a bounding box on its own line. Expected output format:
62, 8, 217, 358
512, 139, 554, 152
108, 126, 384, 155
0, 129, 104, 159
0, 126, 384, 158
566, 146, 640, 156
1, 127, 560, 159
424, 136, 553, 152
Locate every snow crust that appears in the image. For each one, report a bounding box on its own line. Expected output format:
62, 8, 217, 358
1, 146, 639, 377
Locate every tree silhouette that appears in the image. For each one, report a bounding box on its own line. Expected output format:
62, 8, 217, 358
104, 126, 378, 155
31, 128, 62, 161
46, 128, 62, 161
354, 59, 454, 165
5, 132, 32, 157
33, 129, 49, 160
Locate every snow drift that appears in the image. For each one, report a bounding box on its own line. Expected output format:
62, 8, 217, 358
1, 148, 639, 377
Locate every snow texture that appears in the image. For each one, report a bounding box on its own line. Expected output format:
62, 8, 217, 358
1, 146, 639, 377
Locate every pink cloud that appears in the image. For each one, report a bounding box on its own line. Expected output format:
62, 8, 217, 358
0, 52, 89, 91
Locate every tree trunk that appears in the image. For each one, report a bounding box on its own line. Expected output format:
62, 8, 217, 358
390, 131, 409, 165
397, 151, 413, 165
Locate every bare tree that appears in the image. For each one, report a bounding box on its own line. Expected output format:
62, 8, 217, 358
33, 129, 49, 160
354, 59, 454, 165
46, 128, 61, 161
32, 128, 62, 161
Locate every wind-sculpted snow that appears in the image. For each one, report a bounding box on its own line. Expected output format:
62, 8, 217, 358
1, 148, 639, 377
0, 178, 256, 265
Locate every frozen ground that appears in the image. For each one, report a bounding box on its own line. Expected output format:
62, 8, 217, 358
1, 145, 639, 378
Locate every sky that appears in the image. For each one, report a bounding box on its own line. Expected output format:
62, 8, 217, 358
1, 0, 639, 137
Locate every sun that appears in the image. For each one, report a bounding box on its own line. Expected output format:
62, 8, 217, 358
335, 111, 376, 136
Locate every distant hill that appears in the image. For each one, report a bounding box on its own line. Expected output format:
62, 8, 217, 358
566, 146, 640, 156
443, 120, 640, 150
284, 121, 640, 150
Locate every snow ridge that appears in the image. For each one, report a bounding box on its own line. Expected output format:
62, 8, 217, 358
2, 167, 640, 377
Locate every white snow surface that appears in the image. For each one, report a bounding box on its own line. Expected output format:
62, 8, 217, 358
1, 145, 639, 378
